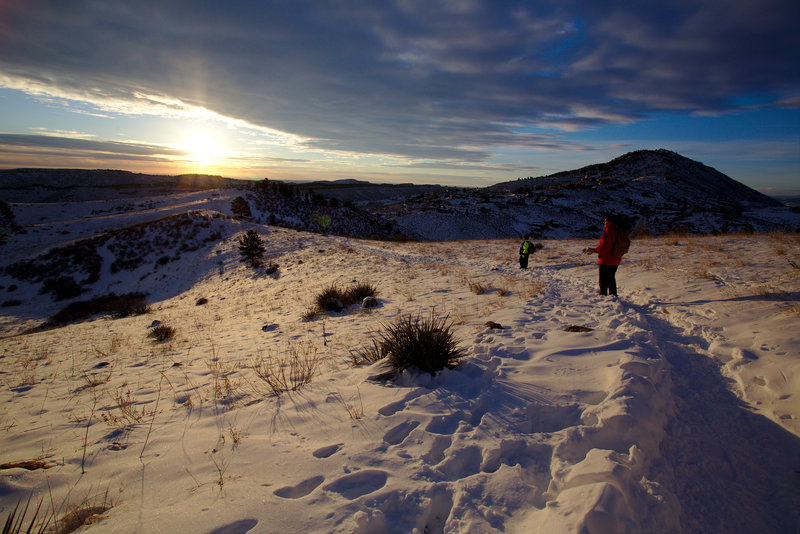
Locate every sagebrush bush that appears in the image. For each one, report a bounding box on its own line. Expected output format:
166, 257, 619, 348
356, 313, 465, 376
309, 282, 377, 317
315, 285, 346, 312
148, 324, 175, 342
40, 276, 83, 301
41, 292, 149, 329
344, 282, 377, 304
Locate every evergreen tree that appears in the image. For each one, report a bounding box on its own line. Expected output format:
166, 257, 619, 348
231, 196, 252, 218
238, 230, 266, 267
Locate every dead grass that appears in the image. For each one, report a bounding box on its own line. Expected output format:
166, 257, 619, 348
469, 281, 488, 294
101, 387, 151, 427
207, 357, 241, 405
55, 488, 114, 534
524, 279, 545, 298
252, 342, 321, 396
0, 459, 50, 471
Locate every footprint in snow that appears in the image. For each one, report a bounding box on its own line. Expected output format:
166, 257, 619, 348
208, 519, 259, 534
383, 420, 419, 445
426, 412, 464, 435
423, 435, 452, 465
273, 475, 325, 499
312, 443, 343, 458
377, 389, 426, 416
323, 470, 388, 499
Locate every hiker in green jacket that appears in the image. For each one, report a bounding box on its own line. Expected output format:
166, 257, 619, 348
519, 235, 533, 269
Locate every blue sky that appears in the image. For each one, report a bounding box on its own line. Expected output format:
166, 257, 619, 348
0, 1, 798, 194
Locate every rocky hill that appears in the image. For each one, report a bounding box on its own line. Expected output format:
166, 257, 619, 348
375, 149, 798, 239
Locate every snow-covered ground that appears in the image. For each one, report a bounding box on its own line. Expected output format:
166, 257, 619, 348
1, 199, 799, 533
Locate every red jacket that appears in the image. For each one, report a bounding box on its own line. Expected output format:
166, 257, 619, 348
594, 223, 622, 266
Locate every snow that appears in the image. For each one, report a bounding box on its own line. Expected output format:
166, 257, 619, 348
1, 194, 799, 533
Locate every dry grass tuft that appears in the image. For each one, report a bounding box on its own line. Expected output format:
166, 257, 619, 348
469, 281, 487, 294
252, 342, 320, 396
524, 280, 545, 298
56, 489, 114, 534
0, 459, 50, 471
101, 388, 151, 427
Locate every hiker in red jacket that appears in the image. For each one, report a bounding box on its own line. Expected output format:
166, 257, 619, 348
583, 215, 629, 296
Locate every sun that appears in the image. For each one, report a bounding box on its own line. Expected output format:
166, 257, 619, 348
183, 134, 217, 167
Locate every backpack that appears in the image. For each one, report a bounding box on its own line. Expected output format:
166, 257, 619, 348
612, 230, 630, 257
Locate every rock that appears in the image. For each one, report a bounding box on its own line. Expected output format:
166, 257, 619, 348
564, 325, 593, 332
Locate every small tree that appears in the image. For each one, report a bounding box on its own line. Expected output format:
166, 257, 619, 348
238, 230, 266, 267
231, 196, 252, 218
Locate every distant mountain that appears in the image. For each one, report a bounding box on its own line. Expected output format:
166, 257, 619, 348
2, 150, 798, 240
0, 168, 243, 202
375, 149, 798, 239
774, 196, 800, 208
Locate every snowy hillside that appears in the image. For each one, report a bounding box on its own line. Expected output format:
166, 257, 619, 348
374, 150, 800, 240
1, 193, 799, 532
4, 150, 799, 243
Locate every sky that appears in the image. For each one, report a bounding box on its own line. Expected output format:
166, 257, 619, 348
0, 1, 798, 194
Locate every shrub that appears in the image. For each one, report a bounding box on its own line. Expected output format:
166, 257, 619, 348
148, 325, 175, 342
355, 312, 465, 376
308, 282, 377, 318
315, 285, 345, 312
344, 282, 377, 304
40, 276, 83, 301
41, 293, 149, 329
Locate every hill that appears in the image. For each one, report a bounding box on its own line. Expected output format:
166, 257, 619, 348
0, 168, 243, 202
2, 149, 799, 242
375, 149, 799, 240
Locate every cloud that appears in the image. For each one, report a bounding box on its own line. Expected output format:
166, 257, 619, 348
0, 133, 182, 157
0, 1, 797, 161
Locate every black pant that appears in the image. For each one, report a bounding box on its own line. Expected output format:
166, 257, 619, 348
599, 264, 618, 296
519, 254, 529, 269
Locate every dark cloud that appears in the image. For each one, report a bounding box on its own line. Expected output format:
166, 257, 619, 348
0, 134, 182, 157
0, 1, 797, 161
